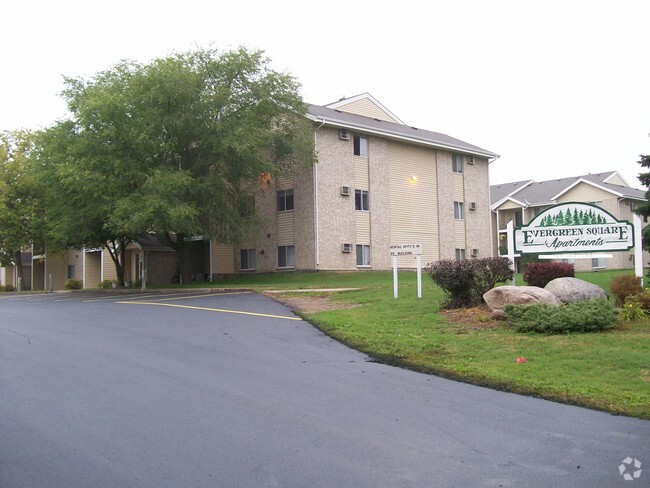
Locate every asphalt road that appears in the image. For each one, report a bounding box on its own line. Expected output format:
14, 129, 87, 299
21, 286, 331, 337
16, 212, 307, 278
1, 290, 648, 487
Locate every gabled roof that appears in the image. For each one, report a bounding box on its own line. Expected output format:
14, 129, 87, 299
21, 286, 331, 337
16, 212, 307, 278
306, 99, 499, 160
325, 93, 405, 125
490, 180, 534, 207
490, 171, 647, 210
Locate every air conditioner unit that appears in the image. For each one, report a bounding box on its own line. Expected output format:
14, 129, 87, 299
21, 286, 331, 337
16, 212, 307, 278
341, 243, 352, 253
339, 129, 350, 140
467, 156, 475, 165
471, 248, 479, 257
469, 202, 477, 210
340, 186, 351, 196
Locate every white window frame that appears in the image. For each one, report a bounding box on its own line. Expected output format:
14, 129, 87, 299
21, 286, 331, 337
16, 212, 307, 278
353, 135, 368, 157
455, 248, 466, 261
452, 154, 463, 173
356, 244, 371, 266
454, 201, 465, 220
277, 189, 294, 212
355, 189, 370, 211
240, 249, 256, 270
278, 245, 295, 268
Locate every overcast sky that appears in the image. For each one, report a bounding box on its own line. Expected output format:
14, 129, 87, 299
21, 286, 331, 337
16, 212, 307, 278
2, 0, 648, 188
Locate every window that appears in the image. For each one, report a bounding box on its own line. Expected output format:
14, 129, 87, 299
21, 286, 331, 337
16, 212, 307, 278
515, 209, 523, 227
452, 154, 463, 173
592, 257, 605, 269
353, 135, 368, 157
455, 248, 466, 261
355, 189, 370, 211
240, 249, 256, 270
67, 265, 75, 279
454, 201, 464, 220
356, 245, 371, 266
278, 245, 295, 268
277, 189, 294, 212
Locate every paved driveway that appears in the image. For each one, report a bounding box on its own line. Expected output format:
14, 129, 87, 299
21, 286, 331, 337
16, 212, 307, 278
1, 291, 648, 487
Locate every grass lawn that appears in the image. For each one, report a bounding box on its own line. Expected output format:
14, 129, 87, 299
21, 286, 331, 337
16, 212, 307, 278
180, 269, 650, 419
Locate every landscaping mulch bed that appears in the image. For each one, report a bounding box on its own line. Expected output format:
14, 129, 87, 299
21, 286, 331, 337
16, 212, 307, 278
438, 304, 501, 329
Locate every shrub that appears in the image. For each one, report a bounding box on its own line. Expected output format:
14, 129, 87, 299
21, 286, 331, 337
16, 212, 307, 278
475, 257, 515, 291
620, 295, 646, 322
504, 299, 617, 333
610, 275, 643, 307
63, 278, 83, 290
523, 262, 574, 288
426, 257, 513, 309
634, 290, 650, 310
0, 284, 16, 292
98, 280, 113, 289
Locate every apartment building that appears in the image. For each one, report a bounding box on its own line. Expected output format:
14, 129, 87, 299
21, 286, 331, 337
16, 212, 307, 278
230, 93, 498, 273
491, 171, 648, 271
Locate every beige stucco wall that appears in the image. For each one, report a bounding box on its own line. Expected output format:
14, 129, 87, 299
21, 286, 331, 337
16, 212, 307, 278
313, 127, 358, 270
436, 152, 456, 260
367, 138, 391, 269
464, 158, 492, 258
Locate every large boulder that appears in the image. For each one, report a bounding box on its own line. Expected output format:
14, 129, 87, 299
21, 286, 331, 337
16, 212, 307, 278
544, 277, 608, 304
483, 285, 562, 312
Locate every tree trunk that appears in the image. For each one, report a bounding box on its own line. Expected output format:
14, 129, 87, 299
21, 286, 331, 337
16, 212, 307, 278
105, 238, 127, 287
160, 232, 188, 284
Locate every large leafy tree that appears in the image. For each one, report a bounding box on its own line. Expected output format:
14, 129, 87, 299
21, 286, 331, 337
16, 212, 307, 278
0, 130, 42, 287
38, 47, 314, 284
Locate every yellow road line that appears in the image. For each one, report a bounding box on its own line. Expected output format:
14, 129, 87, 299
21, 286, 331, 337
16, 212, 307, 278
148, 291, 251, 302
80, 292, 192, 303
117, 300, 301, 321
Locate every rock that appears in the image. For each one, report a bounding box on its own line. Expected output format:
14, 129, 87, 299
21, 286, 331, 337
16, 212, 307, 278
483, 285, 562, 312
491, 309, 506, 320
544, 277, 608, 304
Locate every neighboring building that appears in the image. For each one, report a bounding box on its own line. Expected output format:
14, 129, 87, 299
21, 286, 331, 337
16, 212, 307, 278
4, 93, 499, 289
491, 171, 648, 271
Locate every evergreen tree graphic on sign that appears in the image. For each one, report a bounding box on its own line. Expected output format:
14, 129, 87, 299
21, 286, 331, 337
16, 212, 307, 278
539, 207, 607, 227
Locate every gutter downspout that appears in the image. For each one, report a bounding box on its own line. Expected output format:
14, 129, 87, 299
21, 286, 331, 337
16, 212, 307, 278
313, 118, 325, 268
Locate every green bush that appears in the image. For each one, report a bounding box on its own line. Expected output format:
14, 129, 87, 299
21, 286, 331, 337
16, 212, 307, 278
504, 299, 617, 333
98, 280, 113, 289
610, 275, 643, 307
0, 284, 16, 292
63, 278, 83, 290
426, 257, 513, 309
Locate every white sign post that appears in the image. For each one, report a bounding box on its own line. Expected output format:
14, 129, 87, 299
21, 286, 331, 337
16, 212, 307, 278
389, 244, 423, 299
634, 213, 644, 285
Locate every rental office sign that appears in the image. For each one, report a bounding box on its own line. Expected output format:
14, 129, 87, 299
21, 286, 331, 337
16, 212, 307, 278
514, 202, 634, 254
